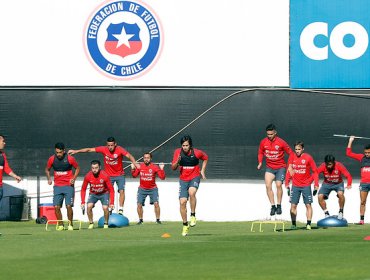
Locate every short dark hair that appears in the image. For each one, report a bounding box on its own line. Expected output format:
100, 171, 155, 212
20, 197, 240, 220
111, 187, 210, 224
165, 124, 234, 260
55, 142, 65, 150
107, 137, 116, 143
181, 135, 193, 147
91, 160, 101, 166
294, 141, 304, 148
324, 154, 335, 164
143, 152, 152, 158
365, 144, 370, 150
266, 124, 276, 131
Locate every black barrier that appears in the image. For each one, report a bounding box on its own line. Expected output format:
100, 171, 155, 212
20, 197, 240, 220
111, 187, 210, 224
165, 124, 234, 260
0, 195, 25, 221
0, 88, 369, 179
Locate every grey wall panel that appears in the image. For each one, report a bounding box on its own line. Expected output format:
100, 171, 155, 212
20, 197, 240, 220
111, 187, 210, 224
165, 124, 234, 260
0, 88, 368, 179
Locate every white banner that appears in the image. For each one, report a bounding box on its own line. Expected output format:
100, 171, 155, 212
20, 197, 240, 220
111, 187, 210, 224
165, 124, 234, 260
0, 0, 289, 86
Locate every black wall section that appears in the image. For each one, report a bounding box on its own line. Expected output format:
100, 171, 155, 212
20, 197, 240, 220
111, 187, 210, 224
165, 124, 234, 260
0, 88, 369, 179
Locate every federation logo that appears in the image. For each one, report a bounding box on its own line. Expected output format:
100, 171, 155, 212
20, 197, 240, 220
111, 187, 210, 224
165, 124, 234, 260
100, 179, 104, 183
84, 1, 162, 79
275, 145, 280, 150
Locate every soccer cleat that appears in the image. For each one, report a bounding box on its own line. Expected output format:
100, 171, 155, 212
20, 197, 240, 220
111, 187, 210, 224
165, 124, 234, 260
290, 225, 297, 230
306, 224, 312, 230
325, 213, 330, 218
118, 209, 123, 215
182, 225, 190, 236
67, 225, 74, 231
56, 225, 64, 231
276, 205, 282, 215
155, 220, 162, 225
338, 212, 343, 220
137, 221, 143, 225
190, 216, 197, 227
103, 224, 108, 229
88, 223, 94, 230
359, 220, 365, 225
270, 205, 276, 216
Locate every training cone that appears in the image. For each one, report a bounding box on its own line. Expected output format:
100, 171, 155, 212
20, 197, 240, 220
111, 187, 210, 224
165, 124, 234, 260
161, 233, 171, 238
363, 236, 370, 241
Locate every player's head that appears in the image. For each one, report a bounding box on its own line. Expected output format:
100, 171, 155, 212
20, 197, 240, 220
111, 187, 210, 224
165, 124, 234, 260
181, 135, 193, 153
364, 144, 370, 158
0, 135, 5, 150
294, 141, 304, 156
266, 124, 277, 140
106, 136, 117, 152
90, 160, 101, 175
54, 142, 66, 159
324, 154, 335, 170
143, 152, 152, 165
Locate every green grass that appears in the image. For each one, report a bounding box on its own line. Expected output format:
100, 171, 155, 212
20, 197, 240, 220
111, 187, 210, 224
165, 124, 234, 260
1, 221, 370, 280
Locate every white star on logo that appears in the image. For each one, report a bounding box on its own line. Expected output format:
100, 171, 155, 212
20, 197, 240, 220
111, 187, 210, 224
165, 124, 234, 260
113, 25, 134, 48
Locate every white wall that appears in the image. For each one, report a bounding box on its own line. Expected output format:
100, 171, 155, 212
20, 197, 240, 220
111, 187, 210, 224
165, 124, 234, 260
5, 178, 365, 224
0, 0, 289, 86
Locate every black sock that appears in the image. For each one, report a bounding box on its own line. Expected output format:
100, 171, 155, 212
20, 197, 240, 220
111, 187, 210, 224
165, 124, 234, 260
277, 204, 281, 208
183, 222, 188, 226
90, 222, 93, 224
156, 219, 160, 222
104, 222, 108, 225
325, 211, 329, 215
191, 213, 196, 217
361, 215, 365, 220
292, 221, 296, 226
339, 209, 343, 213
139, 219, 143, 222
307, 220, 311, 225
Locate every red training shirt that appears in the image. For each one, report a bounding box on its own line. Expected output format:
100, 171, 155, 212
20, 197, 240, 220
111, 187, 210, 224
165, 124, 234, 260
0, 152, 13, 187
317, 161, 352, 186
46, 154, 79, 186
285, 153, 318, 187
95, 146, 129, 176
80, 170, 114, 204
131, 162, 166, 189
172, 148, 208, 181
258, 136, 292, 169
346, 147, 370, 183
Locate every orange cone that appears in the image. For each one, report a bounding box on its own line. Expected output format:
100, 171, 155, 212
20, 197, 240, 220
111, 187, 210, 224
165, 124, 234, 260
161, 233, 171, 238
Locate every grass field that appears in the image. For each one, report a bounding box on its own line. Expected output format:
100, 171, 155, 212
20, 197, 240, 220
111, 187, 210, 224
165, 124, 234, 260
1, 220, 370, 280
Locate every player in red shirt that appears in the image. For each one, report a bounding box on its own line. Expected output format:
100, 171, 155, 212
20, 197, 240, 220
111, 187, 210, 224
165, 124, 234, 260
68, 137, 137, 215
257, 124, 292, 217
346, 136, 370, 224
80, 160, 115, 229
172, 135, 208, 236
316, 154, 352, 219
285, 141, 318, 230
131, 152, 165, 225
0, 134, 22, 204
45, 142, 80, 231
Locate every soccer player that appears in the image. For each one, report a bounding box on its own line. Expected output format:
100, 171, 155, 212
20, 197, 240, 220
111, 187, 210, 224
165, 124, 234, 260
257, 124, 292, 217
285, 141, 318, 230
346, 136, 370, 225
316, 154, 352, 219
68, 137, 137, 215
131, 152, 165, 225
80, 160, 115, 229
45, 142, 80, 231
0, 135, 21, 236
172, 135, 208, 236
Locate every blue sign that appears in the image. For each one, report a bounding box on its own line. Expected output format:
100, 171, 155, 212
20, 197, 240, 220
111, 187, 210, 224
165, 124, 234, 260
290, 0, 370, 88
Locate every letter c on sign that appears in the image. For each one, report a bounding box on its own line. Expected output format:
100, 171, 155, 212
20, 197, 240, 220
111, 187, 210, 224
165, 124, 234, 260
300, 22, 328, 60
300, 21, 369, 60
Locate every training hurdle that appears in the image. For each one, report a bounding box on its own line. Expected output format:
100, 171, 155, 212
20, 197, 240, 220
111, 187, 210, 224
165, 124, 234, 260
45, 220, 82, 231
250, 220, 286, 232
